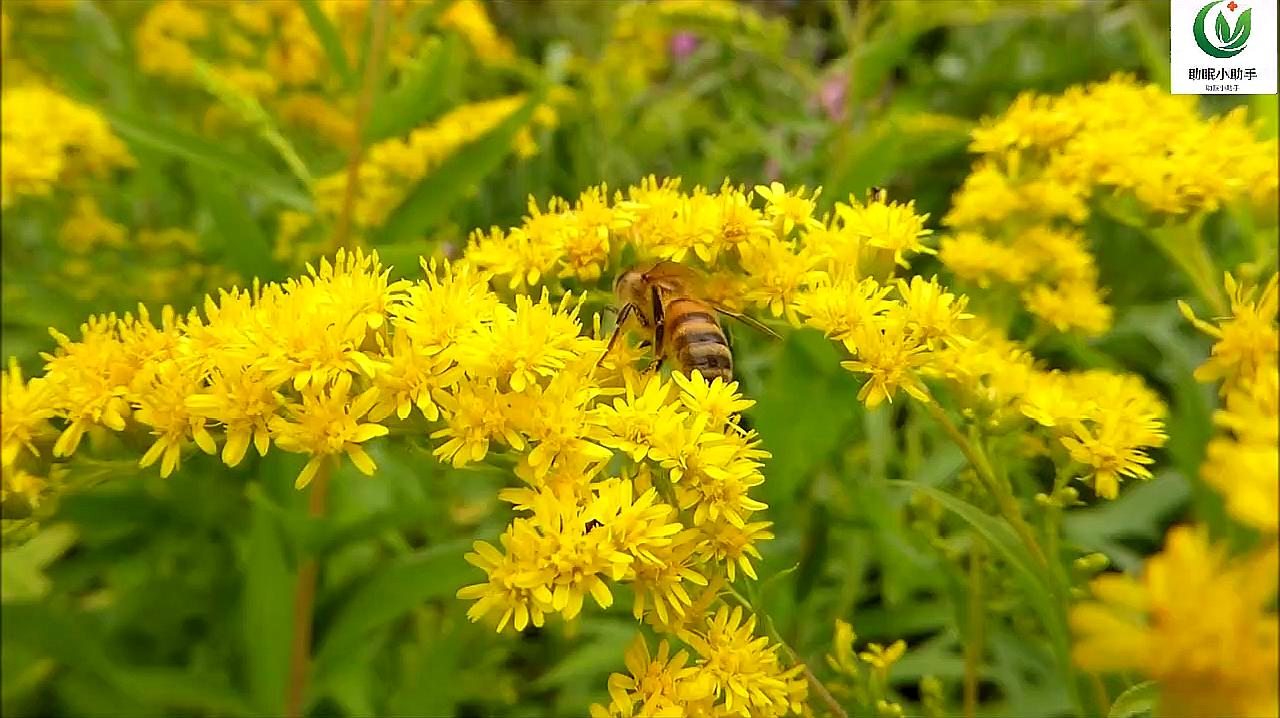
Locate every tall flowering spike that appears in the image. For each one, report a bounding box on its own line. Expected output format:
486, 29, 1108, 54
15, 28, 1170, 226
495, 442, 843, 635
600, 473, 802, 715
1071, 526, 1278, 718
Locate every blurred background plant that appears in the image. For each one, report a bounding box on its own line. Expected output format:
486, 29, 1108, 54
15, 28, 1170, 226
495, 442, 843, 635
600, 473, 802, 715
1, 1, 1276, 717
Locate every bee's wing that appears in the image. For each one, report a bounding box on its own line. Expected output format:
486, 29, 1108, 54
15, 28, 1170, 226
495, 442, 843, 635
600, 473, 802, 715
713, 305, 781, 339
641, 260, 703, 294
643, 261, 778, 338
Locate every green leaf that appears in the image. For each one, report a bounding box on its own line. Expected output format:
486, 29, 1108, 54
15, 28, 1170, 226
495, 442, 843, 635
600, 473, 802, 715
375, 89, 545, 245
111, 667, 257, 717
1064, 472, 1190, 572
534, 620, 635, 690
300, 0, 354, 89
1224, 9, 1251, 48
1, 602, 254, 716
363, 35, 459, 145
239, 496, 295, 716
891, 482, 1070, 677
1108, 680, 1158, 718
103, 108, 314, 212
312, 539, 473, 682
823, 113, 972, 205
1215, 11, 1231, 45
1, 524, 77, 603
188, 166, 284, 284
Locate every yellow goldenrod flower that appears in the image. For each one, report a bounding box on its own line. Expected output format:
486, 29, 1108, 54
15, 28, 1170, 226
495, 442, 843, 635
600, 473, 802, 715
438, 0, 515, 63
838, 195, 935, 269
794, 274, 894, 343
592, 373, 687, 463
685, 605, 808, 717
0, 85, 134, 208
58, 196, 127, 255
1180, 273, 1278, 395
1, 359, 55, 467
1, 465, 46, 507
1070, 525, 1278, 718
134, 0, 208, 81
858, 639, 907, 679
134, 361, 217, 478
840, 321, 930, 409
944, 160, 1024, 228
671, 371, 754, 429
938, 231, 1033, 288
431, 381, 524, 468
268, 373, 387, 489
754, 182, 823, 236
893, 275, 973, 349
42, 316, 133, 458
593, 634, 713, 718
1022, 281, 1113, 337
456, 530, 554, 633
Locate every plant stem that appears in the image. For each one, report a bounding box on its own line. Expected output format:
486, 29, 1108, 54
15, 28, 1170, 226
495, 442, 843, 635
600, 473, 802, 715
1147, 218, 1227, 316
917, 396, 1049, 570
332, 0, 390, 252
963, 539, 984, 718
726, 586, 848, 718
284, 461, 332, 718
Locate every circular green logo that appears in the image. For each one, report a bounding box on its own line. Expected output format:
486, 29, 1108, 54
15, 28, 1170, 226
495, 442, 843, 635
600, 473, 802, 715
1194, 0, 1252, 58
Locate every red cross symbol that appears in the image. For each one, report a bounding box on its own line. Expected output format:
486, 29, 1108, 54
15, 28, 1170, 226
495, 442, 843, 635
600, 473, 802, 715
1227, 1, 1238, 10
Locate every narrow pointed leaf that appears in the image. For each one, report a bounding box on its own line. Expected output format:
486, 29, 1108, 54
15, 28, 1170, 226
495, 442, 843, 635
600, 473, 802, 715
363, 34, 459, 145
105, 109, 314, 211
300, 0, 354, 88
375, 89, 545, 244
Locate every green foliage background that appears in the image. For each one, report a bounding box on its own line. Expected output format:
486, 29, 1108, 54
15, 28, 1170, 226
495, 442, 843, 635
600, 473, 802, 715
1, 1, 1274, 717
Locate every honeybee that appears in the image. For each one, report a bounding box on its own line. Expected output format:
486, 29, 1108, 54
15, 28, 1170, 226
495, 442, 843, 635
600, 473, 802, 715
598, 261, 778, 383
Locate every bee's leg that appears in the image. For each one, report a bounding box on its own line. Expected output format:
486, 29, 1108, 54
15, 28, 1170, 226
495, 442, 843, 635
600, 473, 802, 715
643, 356, 664, 376
650, 285, 665, 359
594, 303, 634, 371
643, 286, 666, 376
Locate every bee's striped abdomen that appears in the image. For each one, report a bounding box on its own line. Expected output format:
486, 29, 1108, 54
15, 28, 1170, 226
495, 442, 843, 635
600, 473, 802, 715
665, 299, 733, 383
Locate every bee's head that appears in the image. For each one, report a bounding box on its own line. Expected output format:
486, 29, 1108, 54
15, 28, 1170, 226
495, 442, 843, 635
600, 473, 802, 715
613, 266, 648, 306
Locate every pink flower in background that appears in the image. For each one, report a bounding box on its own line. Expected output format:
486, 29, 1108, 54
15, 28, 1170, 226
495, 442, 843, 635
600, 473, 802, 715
819, 72, 849, 122
670, 31, 700, 60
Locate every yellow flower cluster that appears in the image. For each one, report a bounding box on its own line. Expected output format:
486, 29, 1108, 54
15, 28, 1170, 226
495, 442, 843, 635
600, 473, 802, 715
301, 94, 556, 239
129, 0, 516, 145
1182, 273, 1278, 534
439, 0, 515, 64
941, 75, 1278, 338
1, 241, 804, 716
592, 609, 806, 718
1070, 526, 1277, 718
825, 620, 911, 716
963, 74, 1278, 217
1070, 273, 1278, 716
463, 178, 1166, 500
50, 195, 226, 305
0, 84, 134, 208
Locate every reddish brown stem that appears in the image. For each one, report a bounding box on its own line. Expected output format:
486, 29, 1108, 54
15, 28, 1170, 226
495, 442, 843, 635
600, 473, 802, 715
332, 0, 390, 252
284, 462, 332, 718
